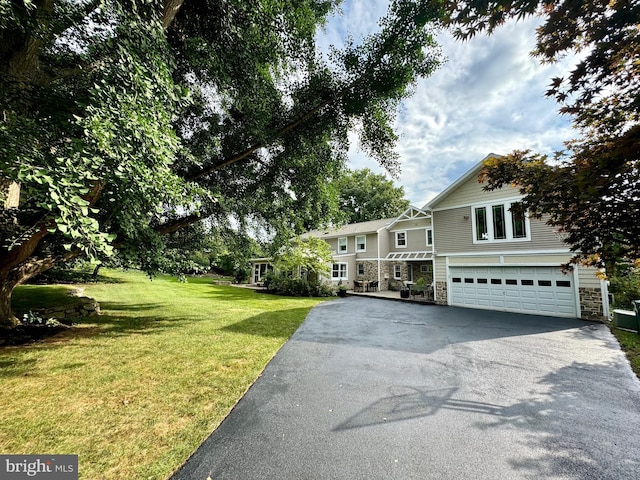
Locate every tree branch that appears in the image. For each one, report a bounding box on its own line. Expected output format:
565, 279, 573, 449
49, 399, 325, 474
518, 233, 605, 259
163, 0, 185, 30
186, 100, 330, 181
154, 213, 201, 235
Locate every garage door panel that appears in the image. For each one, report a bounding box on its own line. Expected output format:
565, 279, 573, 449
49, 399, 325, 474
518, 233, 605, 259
521, 301, 539, 310
449, 266, 577, 318
556, 292, 574, 301
537, 291, 555, 300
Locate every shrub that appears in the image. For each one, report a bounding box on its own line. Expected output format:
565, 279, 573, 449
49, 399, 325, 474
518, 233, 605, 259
263, 272, 333, 297
609, 265, 640, 309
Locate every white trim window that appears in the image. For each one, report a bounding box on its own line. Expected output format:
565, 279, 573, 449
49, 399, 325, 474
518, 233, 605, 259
357, 263, 365, 276
426, 228, 433, 247
472, 201, 530, 243
394, 264, 402, 279
332, 263, 348, 280
338, 237, 347, 253
395, 231, 407, 248
356, 235, 366, 252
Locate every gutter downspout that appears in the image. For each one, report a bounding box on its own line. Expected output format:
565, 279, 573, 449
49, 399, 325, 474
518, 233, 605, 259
376, 226, 383, 287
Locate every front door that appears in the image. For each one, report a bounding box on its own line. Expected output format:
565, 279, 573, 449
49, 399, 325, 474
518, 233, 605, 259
253, 263, 269, 283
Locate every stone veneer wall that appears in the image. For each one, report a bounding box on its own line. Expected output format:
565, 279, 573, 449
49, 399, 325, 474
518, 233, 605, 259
357, 260, 379, 282
579, 287, 604, 320
435, 281, 448, 305
383, 262, 410, 290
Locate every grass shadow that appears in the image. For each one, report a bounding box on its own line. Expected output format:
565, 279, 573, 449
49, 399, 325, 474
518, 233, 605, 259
220, 308, 314, 338
0, 356, 38, 378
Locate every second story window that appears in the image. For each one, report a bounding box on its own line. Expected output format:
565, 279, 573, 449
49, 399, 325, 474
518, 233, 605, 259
338, 237, 347, 253
473, 201, 530, 243
395, 231, 407, 248
475, 206, 488, 241
426, 228, 433, 246
356, 235, 366, 252
511, 202, 527, 238
492, 205, 506, 240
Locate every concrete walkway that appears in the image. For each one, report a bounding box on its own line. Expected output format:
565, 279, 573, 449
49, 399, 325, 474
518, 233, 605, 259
171, 297, 640, 480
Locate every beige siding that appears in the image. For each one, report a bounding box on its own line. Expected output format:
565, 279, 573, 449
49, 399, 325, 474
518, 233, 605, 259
406, 229, 428, 251
327, 233, 383, 258
503, 254, 572, 264
325, 238, 338, 253
378, 227, 390, 258
433, 257, 447, 280
448, 254, 574, 267
386, 229, 428, 251
355, 232, 379, 258
449, 256, 502, 265
389, 217, 432, 230
578, 266, 603, 289
433, 207, 473, 252
434, 208, 569, 254
329, 255, 356, 285
433, 175, 520, 210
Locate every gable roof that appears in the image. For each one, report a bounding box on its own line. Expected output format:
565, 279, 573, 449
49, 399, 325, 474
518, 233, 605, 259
385, 205, 430, 230
423, 153, 502, 210
304, 217, 394, 239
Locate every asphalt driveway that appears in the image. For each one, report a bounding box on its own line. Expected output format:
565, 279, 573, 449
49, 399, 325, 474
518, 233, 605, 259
171, 297, 640, 480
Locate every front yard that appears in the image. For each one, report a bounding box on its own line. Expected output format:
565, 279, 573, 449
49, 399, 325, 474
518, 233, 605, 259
1, 270, 327, 479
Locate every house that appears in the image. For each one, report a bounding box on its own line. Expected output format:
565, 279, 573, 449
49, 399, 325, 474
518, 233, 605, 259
251, 154, 608, 320
303, 207, 434, 291
425, 154, 607, 320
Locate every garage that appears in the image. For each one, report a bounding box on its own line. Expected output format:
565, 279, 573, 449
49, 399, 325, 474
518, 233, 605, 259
449, 266, 577, 318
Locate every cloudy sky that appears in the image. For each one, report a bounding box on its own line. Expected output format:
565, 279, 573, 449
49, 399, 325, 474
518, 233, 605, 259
316, 0, 578, 207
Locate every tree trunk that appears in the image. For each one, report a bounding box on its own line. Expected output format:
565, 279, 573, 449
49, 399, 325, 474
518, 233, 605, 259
0, 272, 20, 328
92, 263, 101, 278
0, 254, 70, 330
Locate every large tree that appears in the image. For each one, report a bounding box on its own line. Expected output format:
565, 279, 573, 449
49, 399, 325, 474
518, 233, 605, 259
0, 0, 444, 328
440, 0, 640, 273
336, 168, 410, 223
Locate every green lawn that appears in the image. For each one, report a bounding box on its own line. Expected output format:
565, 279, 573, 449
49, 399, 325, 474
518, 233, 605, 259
1, 269, 328, 479
611, 326, 640, 378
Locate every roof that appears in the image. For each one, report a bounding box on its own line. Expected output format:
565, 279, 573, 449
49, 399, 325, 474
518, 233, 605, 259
386, 205, 430, 230
303, 217, 394, 239
423, 153, 502, 210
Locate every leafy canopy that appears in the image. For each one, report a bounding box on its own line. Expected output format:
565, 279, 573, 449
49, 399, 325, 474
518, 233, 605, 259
336, 168, 410, 223
273, 236, 334, 277
0, 0, 443, 275
441, 0, 640, 271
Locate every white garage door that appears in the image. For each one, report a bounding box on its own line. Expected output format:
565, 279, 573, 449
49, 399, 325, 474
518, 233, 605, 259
449, 266, 577, 318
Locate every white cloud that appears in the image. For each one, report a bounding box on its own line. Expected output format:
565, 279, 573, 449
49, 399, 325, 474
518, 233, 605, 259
317, 0, 579, 208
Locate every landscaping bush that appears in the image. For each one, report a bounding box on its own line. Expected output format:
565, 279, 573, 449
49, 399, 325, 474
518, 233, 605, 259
263, 272, 334, 297
609, 265, 640, 309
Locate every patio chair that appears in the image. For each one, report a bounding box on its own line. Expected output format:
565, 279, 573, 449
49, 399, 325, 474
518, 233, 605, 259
367, 281, 379, 292
353, 280, 363, 292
